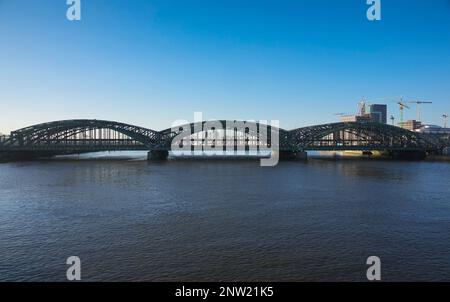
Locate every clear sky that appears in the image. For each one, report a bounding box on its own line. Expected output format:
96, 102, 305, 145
0, 0, 449, 133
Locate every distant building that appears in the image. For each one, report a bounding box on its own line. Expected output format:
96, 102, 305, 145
399, 120, 422, 131
340, 114, 372, 123
369, 104, 387, 124
340, 103, 388, 124
415, 124, 450, 134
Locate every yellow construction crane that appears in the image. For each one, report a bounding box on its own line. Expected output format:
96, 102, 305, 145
409, 101, 432, 122
397, 98, 410, 126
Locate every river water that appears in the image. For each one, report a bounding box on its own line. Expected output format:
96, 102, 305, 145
1, 152, 450, 281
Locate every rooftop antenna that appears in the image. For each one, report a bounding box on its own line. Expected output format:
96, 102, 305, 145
390, 115, 395, 126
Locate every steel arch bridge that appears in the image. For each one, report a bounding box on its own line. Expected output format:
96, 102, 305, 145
0, 119, 442, 160
158, 120, 291, 151
0, 119, 159, 154
289, 122, 438, 151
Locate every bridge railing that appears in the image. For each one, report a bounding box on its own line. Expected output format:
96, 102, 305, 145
17, 138, 144, 147
0, 137, 148, 150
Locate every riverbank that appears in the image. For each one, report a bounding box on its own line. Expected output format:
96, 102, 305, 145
425, 155, 450, 162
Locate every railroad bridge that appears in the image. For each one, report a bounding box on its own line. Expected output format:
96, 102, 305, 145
0, 119, 443, 161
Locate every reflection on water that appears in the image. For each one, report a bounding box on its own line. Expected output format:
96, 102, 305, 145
1, 153, 450, 281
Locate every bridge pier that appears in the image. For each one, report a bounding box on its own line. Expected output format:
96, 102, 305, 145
147, 150, 169, 161
278, 150, 308, 161
0, 151, 59, 162
388, 150, 427, 160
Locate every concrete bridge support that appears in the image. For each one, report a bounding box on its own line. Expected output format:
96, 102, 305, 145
147, 150, 169, 161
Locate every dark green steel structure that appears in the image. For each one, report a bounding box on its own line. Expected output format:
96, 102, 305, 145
0, 119, 445, 160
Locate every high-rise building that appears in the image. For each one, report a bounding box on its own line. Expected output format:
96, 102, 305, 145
369, 104, 387, 124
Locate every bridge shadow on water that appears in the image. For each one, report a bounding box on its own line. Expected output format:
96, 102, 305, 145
3, 150, 436, 164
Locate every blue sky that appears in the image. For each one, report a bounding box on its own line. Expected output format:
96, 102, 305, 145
0, 0, 449, 133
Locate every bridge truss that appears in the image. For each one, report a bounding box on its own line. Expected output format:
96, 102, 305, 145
0, 120, 159, 153
289, 122, 438, 151
0, 119, 444, 159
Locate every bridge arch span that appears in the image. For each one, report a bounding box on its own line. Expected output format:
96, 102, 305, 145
3, 119, 160, 152
289, 122, 437, 151
158, 120, 290, 150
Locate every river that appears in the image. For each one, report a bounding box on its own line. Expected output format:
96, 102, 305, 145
1, 152, 449, 281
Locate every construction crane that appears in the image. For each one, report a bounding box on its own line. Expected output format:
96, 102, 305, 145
409, 101, 432, 122
364, 95, 403, 124
358, 99, 367, 116
443, 114, 449, 128
397, 98, 410, 126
